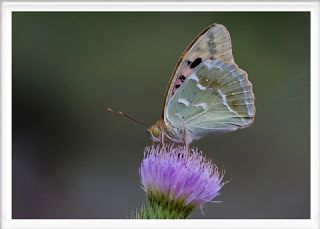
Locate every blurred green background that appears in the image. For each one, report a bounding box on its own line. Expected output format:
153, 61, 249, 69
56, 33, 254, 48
12, 12, 310, 219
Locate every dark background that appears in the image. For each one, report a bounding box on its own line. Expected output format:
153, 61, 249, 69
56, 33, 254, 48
12, 12, 310, 219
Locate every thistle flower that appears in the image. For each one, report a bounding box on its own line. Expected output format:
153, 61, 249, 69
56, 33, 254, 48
138, 144, 224, 219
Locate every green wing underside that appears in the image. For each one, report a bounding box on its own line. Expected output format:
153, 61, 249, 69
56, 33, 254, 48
165, 59, 255, 140
164, 24, 235, 109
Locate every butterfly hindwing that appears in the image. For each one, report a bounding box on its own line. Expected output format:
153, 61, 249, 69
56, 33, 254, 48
165, 59, 255, 141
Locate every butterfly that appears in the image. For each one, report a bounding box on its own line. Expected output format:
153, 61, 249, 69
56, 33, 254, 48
146, 23, 256, 146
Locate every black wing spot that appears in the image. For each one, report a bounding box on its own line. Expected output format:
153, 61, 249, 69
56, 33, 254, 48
179, 75, 186, 83
175, 84, 181, 89
190, 58, 202, 69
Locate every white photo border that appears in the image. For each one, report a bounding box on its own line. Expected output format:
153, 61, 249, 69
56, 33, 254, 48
1, 1, 319, 229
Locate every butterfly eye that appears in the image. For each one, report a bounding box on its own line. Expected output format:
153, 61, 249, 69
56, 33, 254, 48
148, 126, 161, 138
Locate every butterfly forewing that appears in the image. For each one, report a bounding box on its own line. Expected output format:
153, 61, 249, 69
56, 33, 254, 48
163, 23, 235, 113
165, 59, 255, 141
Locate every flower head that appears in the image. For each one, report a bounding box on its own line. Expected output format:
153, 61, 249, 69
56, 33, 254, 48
139, 144, 224, 218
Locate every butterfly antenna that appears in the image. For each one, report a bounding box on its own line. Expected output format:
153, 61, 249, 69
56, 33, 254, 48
106, 107, 146, 126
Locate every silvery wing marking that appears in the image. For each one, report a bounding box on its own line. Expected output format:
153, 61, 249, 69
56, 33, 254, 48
164, 23, 235, 111
165, 59, 256, 144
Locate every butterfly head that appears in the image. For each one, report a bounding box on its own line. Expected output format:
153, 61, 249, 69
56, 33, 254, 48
147, 124, 162, 142
147, 120, 167, 142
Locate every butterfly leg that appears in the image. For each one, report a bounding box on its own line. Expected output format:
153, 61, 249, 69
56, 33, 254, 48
160, 133, 165, 148
182, 128, 190, 152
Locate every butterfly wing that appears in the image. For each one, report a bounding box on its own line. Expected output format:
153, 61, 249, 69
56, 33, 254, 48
163, 23, 235, 116
165, 59, 255, 142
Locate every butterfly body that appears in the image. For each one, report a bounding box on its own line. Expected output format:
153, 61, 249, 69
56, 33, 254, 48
147, 23, 255, 146
148, 120, 186, 144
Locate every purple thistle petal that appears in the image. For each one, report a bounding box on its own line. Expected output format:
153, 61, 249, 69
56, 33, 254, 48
139, 144, 224, 208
